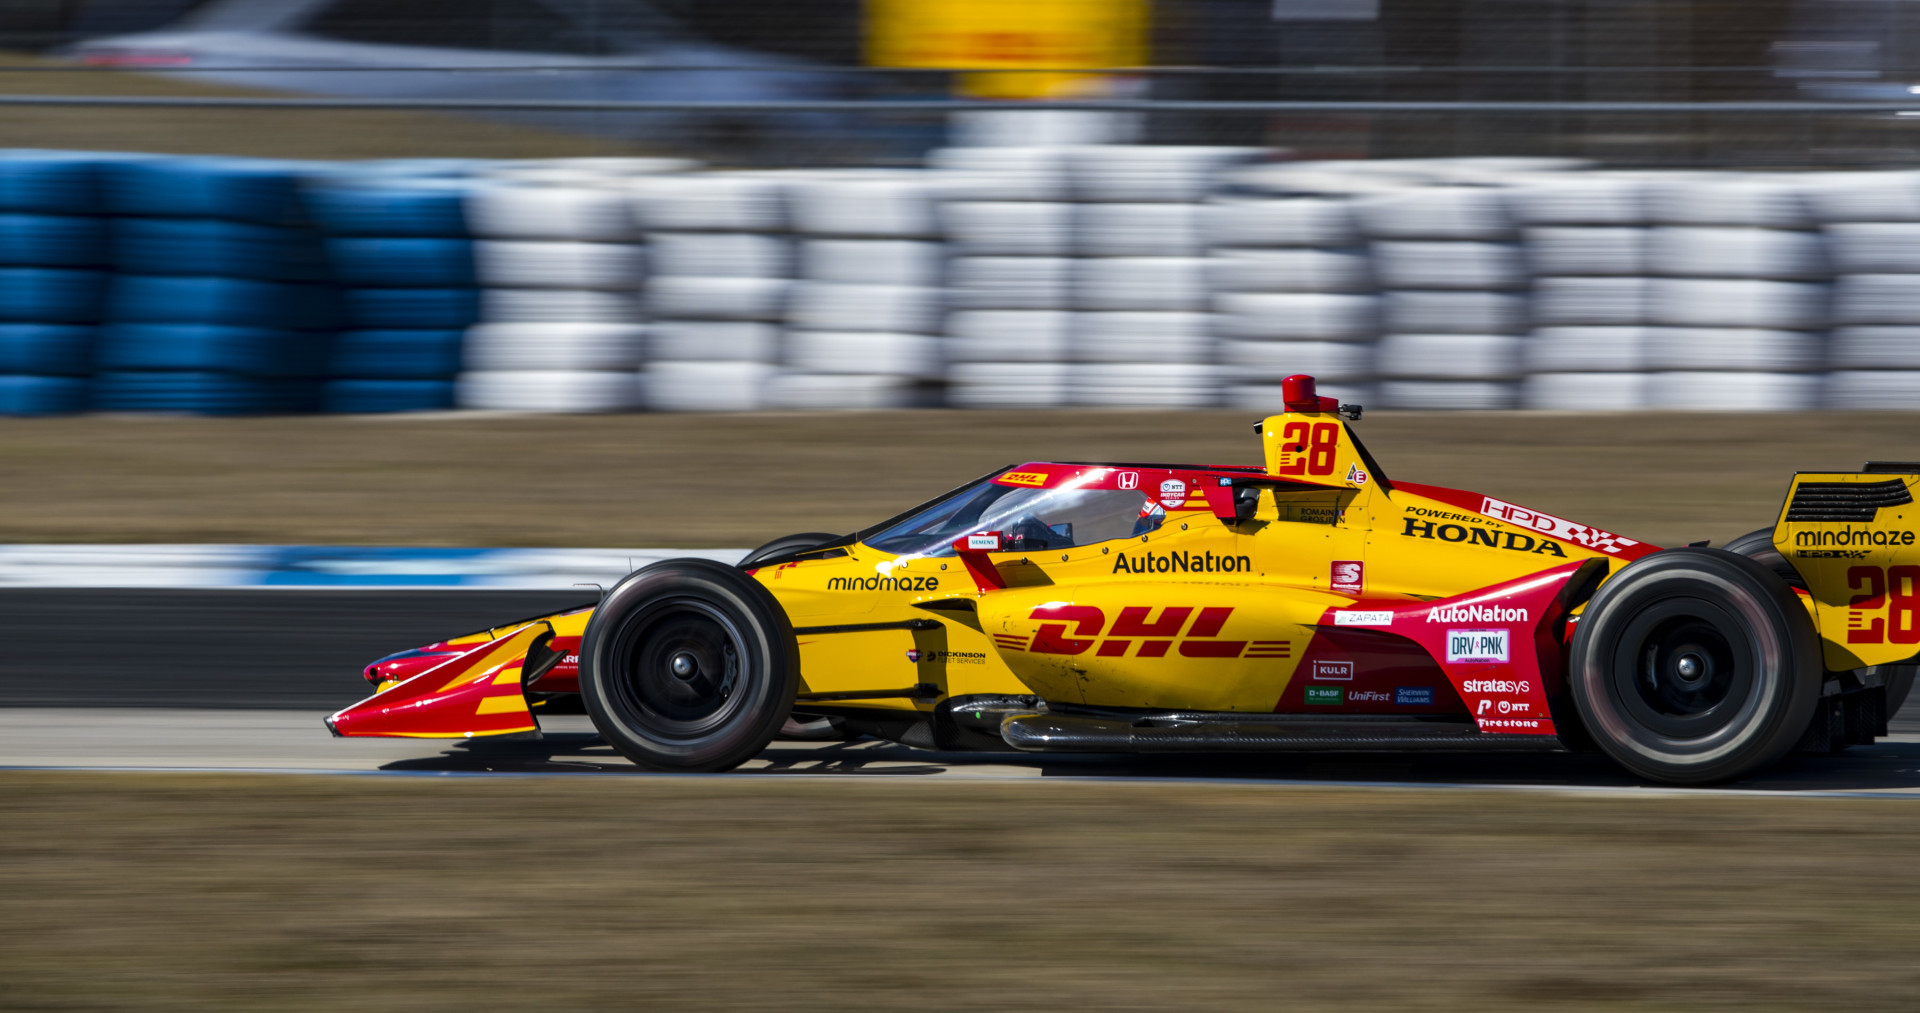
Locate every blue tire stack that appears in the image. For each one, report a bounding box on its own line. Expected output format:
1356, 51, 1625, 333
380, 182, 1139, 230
95, 157, 341, 414
0, 152, 115, 415
308, 175, 478, 412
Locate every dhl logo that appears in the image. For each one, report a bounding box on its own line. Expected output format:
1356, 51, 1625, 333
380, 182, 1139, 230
1002, 605, 1284, 660
999, 471, 1049, 487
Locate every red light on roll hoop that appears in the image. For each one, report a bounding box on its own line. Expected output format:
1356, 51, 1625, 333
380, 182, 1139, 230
1280, 374, 1341, 413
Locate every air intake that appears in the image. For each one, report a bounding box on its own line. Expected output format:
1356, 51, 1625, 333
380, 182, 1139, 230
1784, 479, 1913, 522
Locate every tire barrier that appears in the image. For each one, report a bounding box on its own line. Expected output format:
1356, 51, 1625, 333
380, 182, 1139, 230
96, 157, 340, 415
1, 149, 1919, 413
311, 172, 478, 413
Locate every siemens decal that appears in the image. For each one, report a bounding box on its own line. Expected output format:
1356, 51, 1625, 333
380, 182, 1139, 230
1112, 550, 1250, 574
1402, 518, 1567, 556
1794, 528, 1915, 547
1427, 604, 1529, 624
827, 575, 941, 591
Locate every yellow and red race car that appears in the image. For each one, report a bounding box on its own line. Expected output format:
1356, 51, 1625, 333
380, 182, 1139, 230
329, 375, 1920, 785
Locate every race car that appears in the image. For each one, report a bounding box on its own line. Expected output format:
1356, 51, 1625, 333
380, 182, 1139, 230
328, 375, 1920, 785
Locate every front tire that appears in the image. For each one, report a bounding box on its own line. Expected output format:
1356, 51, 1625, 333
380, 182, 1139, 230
580, 559, 798, 772
737, 532, 842, 570
1569, 548, 1820, 784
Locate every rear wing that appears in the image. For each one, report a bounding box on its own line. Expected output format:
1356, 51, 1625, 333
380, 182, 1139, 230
1772, 464, 1920, 670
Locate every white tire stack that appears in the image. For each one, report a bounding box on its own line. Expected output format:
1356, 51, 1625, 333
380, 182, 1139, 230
631, 173, 791, 411
935, 147, 1075, 407
1641, 174, 1826, 411
1066, 147, 1255, 408
1359, 184, 1528, 409
1514, 174, 1651, 410
457, 177, 644, 412
777, 170, 944, 409
1812, 171, 1920, 409
1204, 170, 1378, 411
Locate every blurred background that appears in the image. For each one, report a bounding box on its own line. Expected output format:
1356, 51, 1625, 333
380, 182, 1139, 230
0, 0, 1918, 415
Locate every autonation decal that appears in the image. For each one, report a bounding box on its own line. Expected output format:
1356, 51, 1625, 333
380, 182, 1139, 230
1426, 604, 1528, 624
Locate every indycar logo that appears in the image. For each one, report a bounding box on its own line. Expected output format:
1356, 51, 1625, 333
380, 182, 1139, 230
1019, 604, 1248, 658
1330, 560, 1364, 595
1480, 497, 1639, 555
1160, 479, 1187, 508
1402, 518, 1567, 557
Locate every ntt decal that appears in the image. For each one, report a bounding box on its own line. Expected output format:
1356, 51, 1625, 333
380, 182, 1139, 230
1426, 604, 1528, 624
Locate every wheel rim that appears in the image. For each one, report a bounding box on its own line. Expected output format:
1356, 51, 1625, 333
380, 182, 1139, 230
607, 597, 750, 741
1608, 595, 1756, 740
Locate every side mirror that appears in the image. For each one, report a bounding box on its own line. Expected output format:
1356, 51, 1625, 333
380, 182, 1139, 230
1201, 478, 1264, 523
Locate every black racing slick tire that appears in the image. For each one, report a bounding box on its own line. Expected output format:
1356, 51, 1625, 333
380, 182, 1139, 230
737, 532, 842, 570
1723, 527, 1806, 590
579, 558, 799, 772
1568, 548, 1821, 785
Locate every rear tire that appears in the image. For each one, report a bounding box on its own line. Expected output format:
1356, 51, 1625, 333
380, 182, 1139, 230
1723, 527, 1805, 589
737, 531, 842, 570
1569, 548, 1820, 784
580, 559, 798, 772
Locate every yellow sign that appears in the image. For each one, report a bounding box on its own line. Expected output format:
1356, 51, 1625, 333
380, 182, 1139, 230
866, 0, 1148, 99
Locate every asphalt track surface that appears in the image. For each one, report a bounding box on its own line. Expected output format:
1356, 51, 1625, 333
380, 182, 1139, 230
8, 588, 1920, 795
9, 709, 1920, 797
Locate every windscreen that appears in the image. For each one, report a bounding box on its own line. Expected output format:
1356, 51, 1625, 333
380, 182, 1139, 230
862, 474, 1163, 557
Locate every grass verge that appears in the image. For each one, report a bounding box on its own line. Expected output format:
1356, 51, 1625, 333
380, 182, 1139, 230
0, 410, 1912, 547
0, 771, 1917, 1011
